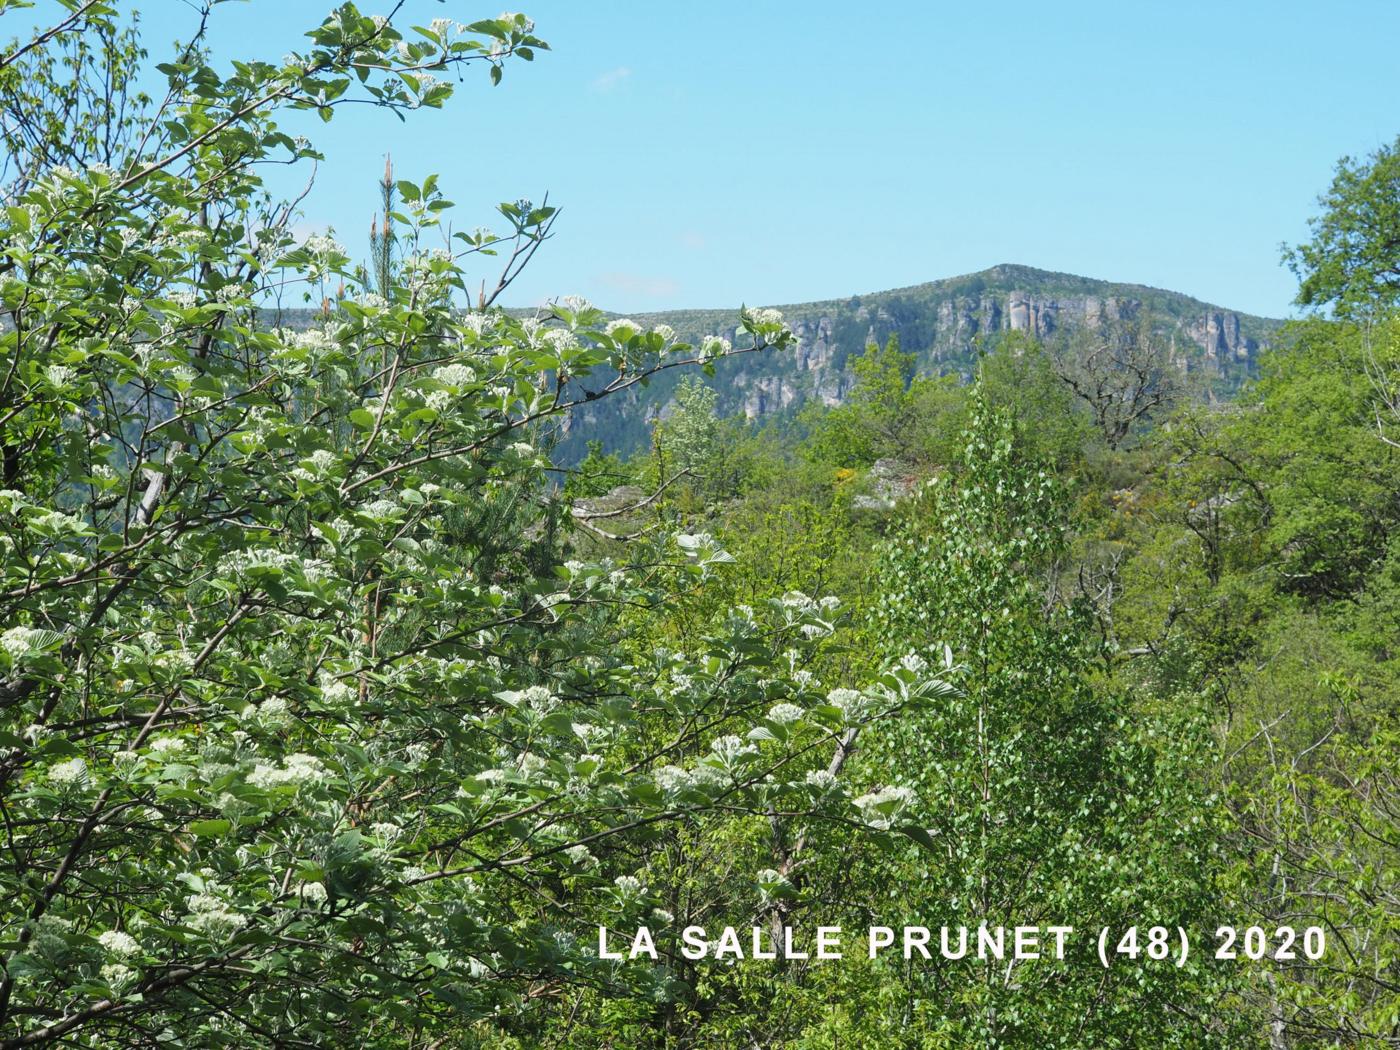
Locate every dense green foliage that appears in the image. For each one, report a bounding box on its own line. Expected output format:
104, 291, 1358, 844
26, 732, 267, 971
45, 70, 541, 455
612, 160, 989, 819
1286, 135, 1400, 320
2, 3, 1398, 1048
533, 264, 1281, 462
0, 5, 952, 1044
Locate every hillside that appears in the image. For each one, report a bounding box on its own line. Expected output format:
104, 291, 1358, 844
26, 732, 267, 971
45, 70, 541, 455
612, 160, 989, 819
272, 264, 1285, 459
556, 263, 1285, 458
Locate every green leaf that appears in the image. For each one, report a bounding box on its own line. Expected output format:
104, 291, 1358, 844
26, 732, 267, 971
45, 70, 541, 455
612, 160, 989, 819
894, 824, 939, 853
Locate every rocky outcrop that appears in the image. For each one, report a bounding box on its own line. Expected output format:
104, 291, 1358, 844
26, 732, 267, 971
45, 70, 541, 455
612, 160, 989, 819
1187, 311, 1257, 362
852, 458, 922, 511
785, 315, 851, 407
718, 284, 1267, 421
739, 374, 801, 418
530, 263, 1283, 459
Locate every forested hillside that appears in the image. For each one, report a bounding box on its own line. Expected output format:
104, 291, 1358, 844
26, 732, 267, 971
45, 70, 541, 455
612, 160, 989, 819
275, 263, 1283, 459
1, 4, 1396, 1048
555, 263, 1283, 457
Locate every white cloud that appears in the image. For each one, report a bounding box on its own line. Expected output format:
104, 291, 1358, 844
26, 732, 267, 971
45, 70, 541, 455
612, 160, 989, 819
591, 66, 631, 92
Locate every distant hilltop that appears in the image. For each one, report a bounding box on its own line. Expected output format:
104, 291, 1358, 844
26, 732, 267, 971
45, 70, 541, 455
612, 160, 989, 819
273, 264, 1286, 459
560, 264, 1284, 457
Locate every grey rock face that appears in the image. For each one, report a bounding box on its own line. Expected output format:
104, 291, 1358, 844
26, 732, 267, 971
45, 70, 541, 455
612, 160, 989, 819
1187, 311, 1257, 362
531, 263, 1283, 459
719, 283, 1266, 427
852, 458, 922, 511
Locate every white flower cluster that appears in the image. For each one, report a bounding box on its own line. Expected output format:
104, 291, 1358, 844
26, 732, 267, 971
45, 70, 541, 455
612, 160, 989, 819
185, 891, 244, 937
653, 763, 724, 795
100, 963, 138, 991
709, 734, 758, 767
152, 648, 194, 674
289, 328, 335, 353
319, 672, 356, 706
48, 757, 88, 786
652, 765, 689, 794
605, 318, 640, 338
516, 752, 547, 778
214, 281, 249, 304
565, 844, 596, 867
826, 687, 871, 722
779, 591, 819, 614
522, 685, 556, 712
246, 753, 329, 790
297, 881, 328, 903
571, 722, 602, 744
98, 930, 140, 958
215, 549, 329, 582
362, 499, 401, 519
767, 702, 804, 725
542, 327, 576, 352
306, 449, 339, 476
699, 335, 731, 361
852, 785, 915, 829
899, 652, 929, 674
304, 234, 344, 257
461, 312, 495, 336
748, 307, 784, 326
776, 593, 840, 642
251, 697, 292, 728
433, 363, 477, 388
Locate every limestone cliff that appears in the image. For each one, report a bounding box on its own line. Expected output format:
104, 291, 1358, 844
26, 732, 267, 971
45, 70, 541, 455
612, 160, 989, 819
551, 264, 1280, 455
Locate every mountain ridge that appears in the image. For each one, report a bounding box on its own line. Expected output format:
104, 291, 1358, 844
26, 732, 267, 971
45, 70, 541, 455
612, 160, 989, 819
555, 263, 1285, 457
268, 263, 1286, 459
610, 263, 1281, 326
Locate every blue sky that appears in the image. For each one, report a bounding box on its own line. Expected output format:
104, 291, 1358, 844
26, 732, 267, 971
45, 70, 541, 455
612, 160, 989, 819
130, 3, 1400, 315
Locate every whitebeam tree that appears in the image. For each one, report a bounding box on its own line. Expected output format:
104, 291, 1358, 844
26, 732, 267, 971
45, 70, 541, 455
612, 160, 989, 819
0, 3, 953, 1044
